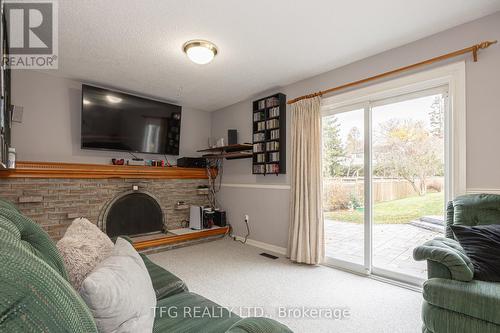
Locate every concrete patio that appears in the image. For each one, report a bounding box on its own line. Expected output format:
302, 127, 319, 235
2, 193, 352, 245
325, 220, 443, 279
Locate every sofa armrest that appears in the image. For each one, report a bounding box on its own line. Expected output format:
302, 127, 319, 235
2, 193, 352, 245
140, 253, 188, 300
426, 260, 452, 280
225, 317, 293, 333
413, 237, 474, 281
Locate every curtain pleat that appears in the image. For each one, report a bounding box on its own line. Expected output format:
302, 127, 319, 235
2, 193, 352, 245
287, 97, 324, 264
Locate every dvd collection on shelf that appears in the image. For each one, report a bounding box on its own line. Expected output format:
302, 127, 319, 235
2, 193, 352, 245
265, 141, 279, 151
255, 153, 265, 163
253, 143, 264, 153
253, 111, 265, 122
266, 118, 279, 130
268, 106, 280, 118
256, 96, 280, 110
253, 132, 265, 142
268, 152, 280, 162
256, 121, 266, 131
270, 129, 279, 140
253, 165, 264, 173
252, 164, 280, 174
252, 93, 286, 175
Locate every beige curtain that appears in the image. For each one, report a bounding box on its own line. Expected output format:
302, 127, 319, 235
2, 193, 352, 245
287, 96, 325, 265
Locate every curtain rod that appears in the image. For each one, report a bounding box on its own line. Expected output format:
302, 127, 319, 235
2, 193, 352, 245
287, 40, 497, 105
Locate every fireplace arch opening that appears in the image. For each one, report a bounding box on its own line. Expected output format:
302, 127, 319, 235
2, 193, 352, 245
102, 191, 164, 238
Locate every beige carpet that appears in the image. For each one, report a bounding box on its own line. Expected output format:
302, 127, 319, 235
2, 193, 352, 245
148, 238, 422, 333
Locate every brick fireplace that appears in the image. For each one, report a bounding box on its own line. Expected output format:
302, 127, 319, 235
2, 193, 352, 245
0, 162, 210, 240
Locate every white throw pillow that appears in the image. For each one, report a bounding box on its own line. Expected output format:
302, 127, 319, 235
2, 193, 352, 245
79, 237, 156, 333
57, 217, 114, 290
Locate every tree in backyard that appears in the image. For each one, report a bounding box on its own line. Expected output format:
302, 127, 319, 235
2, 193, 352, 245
322, 116, 344, 178
344, 126, 363, 177
429, 95, 444, 139
374, 119, 443, 196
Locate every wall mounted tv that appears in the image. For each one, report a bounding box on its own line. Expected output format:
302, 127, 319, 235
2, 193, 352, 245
81, 84, 181, 155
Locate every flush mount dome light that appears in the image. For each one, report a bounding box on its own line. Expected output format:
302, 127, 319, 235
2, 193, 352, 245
183, 40, 218, 65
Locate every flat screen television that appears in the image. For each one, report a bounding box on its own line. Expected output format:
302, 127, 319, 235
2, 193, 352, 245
81, 84, 181, 155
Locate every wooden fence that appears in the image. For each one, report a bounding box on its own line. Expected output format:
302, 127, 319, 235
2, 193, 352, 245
323, 177, 444, 206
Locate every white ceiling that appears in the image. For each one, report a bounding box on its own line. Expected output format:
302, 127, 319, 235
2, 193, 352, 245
55, 0, 500, 111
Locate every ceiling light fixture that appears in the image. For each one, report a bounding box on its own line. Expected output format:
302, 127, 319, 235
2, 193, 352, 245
106, 95, 122, 104
183, 40, 218, 65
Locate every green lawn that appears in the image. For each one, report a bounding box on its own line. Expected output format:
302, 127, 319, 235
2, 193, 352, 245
324, 192, 444, 224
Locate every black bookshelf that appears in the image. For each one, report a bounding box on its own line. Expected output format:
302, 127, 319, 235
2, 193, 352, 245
252, 93, 286, 175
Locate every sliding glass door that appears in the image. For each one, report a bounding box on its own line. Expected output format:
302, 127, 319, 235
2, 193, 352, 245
323, 107, 366, 272
322, 87, 448, 285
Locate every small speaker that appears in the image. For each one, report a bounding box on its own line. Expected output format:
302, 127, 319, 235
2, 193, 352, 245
214, 210, 226, 227
228, 129, 237, 145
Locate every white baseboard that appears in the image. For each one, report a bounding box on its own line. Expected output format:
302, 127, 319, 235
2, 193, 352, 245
466, 188, 500, 195
233, 236, 287, 255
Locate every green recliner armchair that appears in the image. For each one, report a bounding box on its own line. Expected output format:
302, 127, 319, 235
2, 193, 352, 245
413, 194, 500, 333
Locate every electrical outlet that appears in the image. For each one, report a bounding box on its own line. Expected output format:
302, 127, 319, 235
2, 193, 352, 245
244, 214, 249, 223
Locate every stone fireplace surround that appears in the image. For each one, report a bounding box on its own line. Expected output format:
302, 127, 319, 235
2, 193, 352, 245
0, 162, 210, 240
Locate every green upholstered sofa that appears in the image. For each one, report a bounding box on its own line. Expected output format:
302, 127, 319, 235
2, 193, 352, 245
0, 198, 292, 333
413, 194, 500, 333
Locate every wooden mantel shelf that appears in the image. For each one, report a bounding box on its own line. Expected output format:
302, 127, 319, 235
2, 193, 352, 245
0, 161, 210, 179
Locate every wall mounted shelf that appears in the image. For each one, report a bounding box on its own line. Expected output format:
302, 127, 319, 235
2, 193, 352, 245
198, 143, 253, 160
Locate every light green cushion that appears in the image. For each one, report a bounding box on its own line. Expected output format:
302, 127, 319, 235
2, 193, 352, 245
0, 216, 20, 235
0, 207, 68, 279
0, 220, 98, 332
447, 194, 500, 237
0, 198, 19, 212
424, 278, 500, 325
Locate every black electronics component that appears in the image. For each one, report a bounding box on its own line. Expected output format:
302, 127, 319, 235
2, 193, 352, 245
214, 210, 226, 227
176, 157, 207, 168
228, 129, 238, 145
81, 84, 182, 155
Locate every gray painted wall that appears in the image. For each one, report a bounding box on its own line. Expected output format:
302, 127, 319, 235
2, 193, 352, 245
211, 11, 500, 249
9, 12, 500, 249
11, 71, 211, 164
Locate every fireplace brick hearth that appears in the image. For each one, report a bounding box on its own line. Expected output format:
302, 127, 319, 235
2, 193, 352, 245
0, 177, 209, 240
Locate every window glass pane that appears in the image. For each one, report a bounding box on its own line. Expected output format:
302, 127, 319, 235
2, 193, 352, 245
371, 94, 446, 279
323, 108, 365, 265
